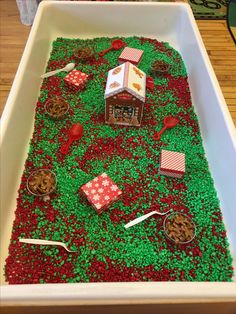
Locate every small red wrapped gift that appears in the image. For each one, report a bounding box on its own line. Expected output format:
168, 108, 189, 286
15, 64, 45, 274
80, 173, 122, 214
64, 69, 88, 91
118, 47, 144, 66
159, 150, 185, 178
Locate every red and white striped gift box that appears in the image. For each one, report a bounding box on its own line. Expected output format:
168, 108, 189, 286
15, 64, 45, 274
118, 47, 144, 65
80, 173, 122, 214
64, 69, 88, 91
159, 150, 185, 178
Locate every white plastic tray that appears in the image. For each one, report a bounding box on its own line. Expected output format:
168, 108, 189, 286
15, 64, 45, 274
1, 0, 236, 306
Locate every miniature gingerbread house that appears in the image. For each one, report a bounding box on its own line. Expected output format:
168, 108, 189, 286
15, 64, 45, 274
104, 62, 146, 126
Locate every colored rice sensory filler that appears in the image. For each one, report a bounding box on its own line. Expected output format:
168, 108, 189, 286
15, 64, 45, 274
5, 36, 233, 284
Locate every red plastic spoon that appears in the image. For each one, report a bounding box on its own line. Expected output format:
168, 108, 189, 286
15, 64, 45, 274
99, 39, 126, 57
153, 116, 179, 141
60, 123, 84, 155
146, 76, 154, 91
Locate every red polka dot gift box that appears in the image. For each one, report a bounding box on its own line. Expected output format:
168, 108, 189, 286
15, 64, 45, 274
64, 69, 88, 91
118, 47, 144, 66
80, 173, 122, 214
159, 150, 185, 178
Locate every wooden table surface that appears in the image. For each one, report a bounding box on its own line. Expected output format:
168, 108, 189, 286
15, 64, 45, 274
0, 0, 236, 127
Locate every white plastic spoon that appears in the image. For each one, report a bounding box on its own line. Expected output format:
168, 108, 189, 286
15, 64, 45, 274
41, 62, 75, 78
19, 238, 76, 253
124, 209, 171, 229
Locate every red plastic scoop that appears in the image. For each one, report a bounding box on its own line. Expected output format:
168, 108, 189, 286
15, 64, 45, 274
99, 39, 126, 57
146, 76, 154, 90
60, 123, 84, 155
153, 116, 179, 141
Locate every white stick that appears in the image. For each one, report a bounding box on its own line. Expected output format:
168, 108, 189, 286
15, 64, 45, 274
41, 68, 63, 78
124, 209, 171, 229
19, 238, 76, 253
124, 211, 158, 229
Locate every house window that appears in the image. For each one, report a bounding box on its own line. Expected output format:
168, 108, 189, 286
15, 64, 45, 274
112, 105, 135, 122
